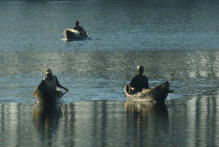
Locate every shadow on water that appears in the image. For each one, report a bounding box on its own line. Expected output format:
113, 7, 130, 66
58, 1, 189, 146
32, 103, 63, 147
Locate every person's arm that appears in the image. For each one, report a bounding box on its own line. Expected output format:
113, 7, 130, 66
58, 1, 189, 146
55, 76, 69, 92
129, 76, 138, 93
81, 27, 86, 33
130, 76, 136, 88
144, 76, 149, 89
79, 26, 86, 34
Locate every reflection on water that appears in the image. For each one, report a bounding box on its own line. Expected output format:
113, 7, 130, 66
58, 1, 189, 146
0, 97, 219, 146
125, 101, 168, 122
32, 103, 63, 147
125, 102, 169, 146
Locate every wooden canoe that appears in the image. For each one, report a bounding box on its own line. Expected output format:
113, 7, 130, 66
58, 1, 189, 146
125, 81, 172, 103
63, 29, 88, 41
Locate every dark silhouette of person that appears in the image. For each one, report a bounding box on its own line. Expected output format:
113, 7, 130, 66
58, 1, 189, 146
73, 20, 87, 36
33, 69, 69, 103
128, 66, 149, 93
43, 69, 69, 93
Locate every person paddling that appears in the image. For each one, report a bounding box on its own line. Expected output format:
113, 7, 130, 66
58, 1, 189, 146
73, 20, 87, 37
43, 69, 69, 94
126, 65, 149, 94
33, 69, 69, 103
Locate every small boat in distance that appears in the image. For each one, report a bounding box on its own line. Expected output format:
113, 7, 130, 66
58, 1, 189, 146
125, 81, 173, 103
63, 29, 88, 41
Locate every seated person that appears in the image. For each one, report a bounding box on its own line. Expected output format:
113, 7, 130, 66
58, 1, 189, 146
73, 20, 87, 36
127, 66, 149, 94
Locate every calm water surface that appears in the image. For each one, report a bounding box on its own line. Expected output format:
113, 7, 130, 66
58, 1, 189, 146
0, 0, 219, 146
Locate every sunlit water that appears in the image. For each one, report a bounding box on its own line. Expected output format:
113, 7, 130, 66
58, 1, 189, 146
0, 0, 219, 146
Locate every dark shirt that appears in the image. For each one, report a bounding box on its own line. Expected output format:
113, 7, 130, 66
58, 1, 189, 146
43, 75, 65, 91
37, 75, 65, 100
73, 26, 86, 35
130, 74, 149, 92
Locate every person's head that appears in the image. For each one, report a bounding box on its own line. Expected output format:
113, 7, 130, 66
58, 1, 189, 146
75, 20, 79, 26
137, 65, 144, 75
45, 69, 52, 77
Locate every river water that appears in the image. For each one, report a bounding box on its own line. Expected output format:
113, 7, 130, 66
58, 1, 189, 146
0, 0, 219, 146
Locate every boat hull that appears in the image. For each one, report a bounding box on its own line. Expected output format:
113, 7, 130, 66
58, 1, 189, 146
63, 29, 88, 41
125, 81, 172, 103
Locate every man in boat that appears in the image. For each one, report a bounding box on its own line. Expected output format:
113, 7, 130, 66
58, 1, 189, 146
42, 69, 69, 97
73, 20, 87, 37
43, 69, 68, 92
127, 65, 149, 94
33, 69, 69, 103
